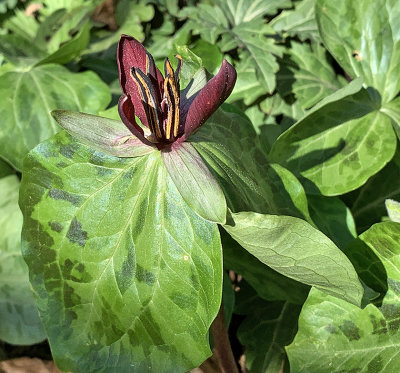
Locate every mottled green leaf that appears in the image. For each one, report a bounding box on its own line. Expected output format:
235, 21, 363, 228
0, 175, 45, 345
316, 0, 400, 104
270, 79, 396, 195
162, 143, 227, 224
287, 222, 400, 372
386, 199, 400, 223
0, 64, 110, 170
52, 110, 155, 158
192, 108, 311, 220
20, 132, 222, 372
224, 211, 363, 306
277, 42, 345, 109
271, 0, 319, 41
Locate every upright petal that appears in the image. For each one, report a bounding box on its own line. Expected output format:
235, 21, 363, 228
181, 59, 237, 139
117, 35, 163, 127
118, 95, 154, 146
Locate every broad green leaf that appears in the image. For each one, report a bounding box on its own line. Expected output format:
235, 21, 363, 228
351, 152, 400, 232
162, 143, 227, 224
0, 175, 45, 345
308, 195, 356, 249
271, 0, 319, 42
0, 34, 45, 66
222, 229, 309, 305
224, 211, 363, 306
0, 64, 110, 170
36, 20, 91, 66
235, 284, 302, 373
270, 79, 397, 195
192, 108, 311, 221
316, 0, 400, 104
277, 42, 345, 109
51, 110, 155, 158
382, 96, 400, 140
287, 222, 400, 372
385, 199, 400, 223
20, 131, 222, 372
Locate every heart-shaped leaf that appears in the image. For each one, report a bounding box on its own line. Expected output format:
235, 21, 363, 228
20, 131, 222, 372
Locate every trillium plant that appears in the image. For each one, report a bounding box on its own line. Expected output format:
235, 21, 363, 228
4, 0, 400, 371
19, 31, 367, 372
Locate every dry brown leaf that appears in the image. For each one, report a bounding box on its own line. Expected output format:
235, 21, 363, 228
0, 358, 69, 373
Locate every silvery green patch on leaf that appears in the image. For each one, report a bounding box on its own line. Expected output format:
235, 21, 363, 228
20, 34, 236, 372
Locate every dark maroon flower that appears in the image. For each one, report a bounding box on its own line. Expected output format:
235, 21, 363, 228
117, 34, 237, 149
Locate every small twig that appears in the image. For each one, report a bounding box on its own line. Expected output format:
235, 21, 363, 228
210, 304, 239, 373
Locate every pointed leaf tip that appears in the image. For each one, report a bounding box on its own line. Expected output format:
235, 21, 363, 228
52, 109, 154, 157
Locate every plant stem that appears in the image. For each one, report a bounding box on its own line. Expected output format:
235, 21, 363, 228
210, 303, 239, 373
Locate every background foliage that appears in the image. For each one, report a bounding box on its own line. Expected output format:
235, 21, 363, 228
1, 0, 400, 372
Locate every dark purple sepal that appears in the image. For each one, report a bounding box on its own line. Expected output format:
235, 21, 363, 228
181, 59, 237, 140
118, 95, 154, 146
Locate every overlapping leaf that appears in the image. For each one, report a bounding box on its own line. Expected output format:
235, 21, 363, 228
191, 107, 311, 220
0, 175, 45, 345
224, 211, 363, 306
20, 131, 222, 372
316, 0, 400, 104
270, 79, 396, 195
287, 222, 400, 372
0, 64, 110, 170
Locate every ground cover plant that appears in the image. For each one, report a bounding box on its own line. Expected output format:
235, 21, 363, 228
1, 0, 400, 372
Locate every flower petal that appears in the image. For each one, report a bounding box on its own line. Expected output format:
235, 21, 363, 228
181, 59, 237, 139
52, 110, 155, 157
117, 34, 163, 127
118, 95, 154, 146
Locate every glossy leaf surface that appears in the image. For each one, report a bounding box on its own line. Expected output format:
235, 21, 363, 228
288, 222, 400, 372
20, 132, 222, 372
224, 211, 363, 306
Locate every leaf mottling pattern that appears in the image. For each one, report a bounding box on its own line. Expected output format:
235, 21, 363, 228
287, 222, 400, 372
20, 131, 222, 373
